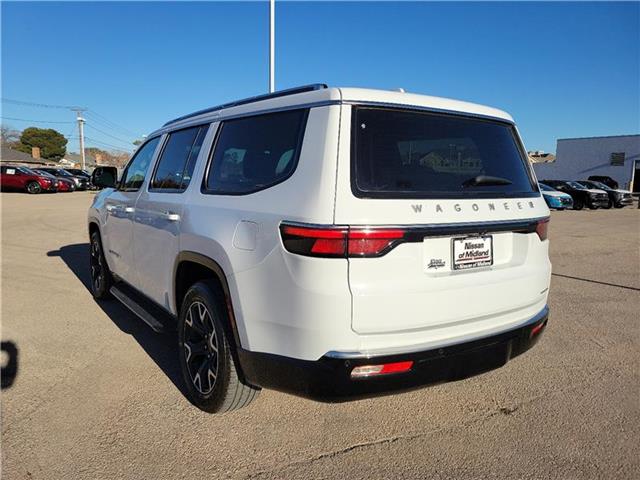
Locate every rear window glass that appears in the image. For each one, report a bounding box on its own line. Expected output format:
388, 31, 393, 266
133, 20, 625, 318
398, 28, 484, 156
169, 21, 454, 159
352, 107, 537, 198
204, 109, 308, 195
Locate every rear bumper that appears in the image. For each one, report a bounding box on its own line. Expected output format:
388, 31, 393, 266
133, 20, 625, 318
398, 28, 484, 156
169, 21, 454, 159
238, 306, 548, 402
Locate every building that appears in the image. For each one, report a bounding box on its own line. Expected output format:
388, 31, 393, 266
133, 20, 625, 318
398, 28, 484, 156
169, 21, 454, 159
533, 134, 640, 192
60, 152, 98, 169
0, 145, 57, 166
528, 151, 556, 163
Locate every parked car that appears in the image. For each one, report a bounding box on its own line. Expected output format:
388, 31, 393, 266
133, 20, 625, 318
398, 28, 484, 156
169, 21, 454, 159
33, 169, 75, 192
577, 180, 633, 209
0, 165, 57, 193
587, 175, 619, 189
541, 180, 609, 210
38, 167, 89, 190
539, 182, 573, 210
65, 168, 94, 188
88, 84, 551, 413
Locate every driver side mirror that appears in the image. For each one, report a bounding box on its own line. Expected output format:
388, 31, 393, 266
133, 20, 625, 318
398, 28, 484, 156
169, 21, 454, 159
91, 167, 118, 188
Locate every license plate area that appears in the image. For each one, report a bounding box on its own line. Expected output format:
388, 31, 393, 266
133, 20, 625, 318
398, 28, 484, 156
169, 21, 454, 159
452, 235, 493, 271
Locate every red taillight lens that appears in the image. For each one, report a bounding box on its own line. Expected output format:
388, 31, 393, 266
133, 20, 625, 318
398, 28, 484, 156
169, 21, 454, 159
280, 224, 406, 258
536, 217, 550, 241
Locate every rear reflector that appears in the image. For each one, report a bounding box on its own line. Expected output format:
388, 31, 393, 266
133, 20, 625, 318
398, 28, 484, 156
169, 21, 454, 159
351, 361, 414, 379
535, 217, 550, 241
281, 223, 406, 258
530, 321, 546, 338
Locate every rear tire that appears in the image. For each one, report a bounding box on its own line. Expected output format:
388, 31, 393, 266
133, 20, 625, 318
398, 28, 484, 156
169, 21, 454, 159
178, 280, 260, 413
89, 230, 113, 299
26, 181, 41, 194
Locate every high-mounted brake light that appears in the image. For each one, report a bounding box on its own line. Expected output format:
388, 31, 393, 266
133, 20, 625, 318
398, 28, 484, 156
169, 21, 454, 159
351, 361, 414, 379
280, 224, 407, 258
535, 217, 550, 241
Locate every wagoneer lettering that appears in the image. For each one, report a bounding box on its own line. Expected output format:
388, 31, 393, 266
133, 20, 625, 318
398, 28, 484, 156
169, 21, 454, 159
88, 85, 551, 413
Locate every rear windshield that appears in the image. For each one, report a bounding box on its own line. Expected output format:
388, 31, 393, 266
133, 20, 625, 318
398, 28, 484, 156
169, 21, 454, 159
352, 107, 537, 198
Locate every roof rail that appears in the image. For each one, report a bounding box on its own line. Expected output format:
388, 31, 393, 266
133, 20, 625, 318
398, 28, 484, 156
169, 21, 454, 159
163, 83, 328, 126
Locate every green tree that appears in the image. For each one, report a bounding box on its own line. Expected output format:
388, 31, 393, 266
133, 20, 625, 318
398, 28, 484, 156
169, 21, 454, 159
15, 127, 67, 160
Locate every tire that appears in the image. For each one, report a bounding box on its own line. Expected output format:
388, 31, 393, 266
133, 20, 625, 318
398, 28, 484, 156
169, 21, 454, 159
614, 203, 624, 209
602, 199, 612, 209
573, 198, 584, 210
26, 181, 41, 194
89, 230, 113, 299
178, 280, 260, 413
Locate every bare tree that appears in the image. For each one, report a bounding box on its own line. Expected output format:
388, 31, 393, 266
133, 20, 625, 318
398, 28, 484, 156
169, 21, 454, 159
1, 125, 21, 146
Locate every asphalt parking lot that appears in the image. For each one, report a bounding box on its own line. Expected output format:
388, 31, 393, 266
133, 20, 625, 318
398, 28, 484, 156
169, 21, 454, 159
1, 192, 638, 479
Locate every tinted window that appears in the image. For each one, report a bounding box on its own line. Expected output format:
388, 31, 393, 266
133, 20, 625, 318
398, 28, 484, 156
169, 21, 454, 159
205, 109, 307, 194
121, 137, 161, 191
151, 125, 207, 191
352, 107, 536, 198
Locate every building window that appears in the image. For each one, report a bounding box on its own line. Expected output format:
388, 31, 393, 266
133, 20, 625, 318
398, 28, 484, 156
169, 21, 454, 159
610, 152, 625, 166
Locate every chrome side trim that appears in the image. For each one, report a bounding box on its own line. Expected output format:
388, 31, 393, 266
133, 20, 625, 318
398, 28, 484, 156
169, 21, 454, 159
325, 306, 549, 359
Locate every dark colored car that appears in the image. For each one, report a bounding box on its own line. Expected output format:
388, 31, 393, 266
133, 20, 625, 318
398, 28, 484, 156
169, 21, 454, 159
64, 168, 93, 188
588, 175, 619, 189
578, 180, 633, 209
541, 180, 609, 210
38, 168, 89, 191
0, 165, 57, 193
33, 169, 75, 192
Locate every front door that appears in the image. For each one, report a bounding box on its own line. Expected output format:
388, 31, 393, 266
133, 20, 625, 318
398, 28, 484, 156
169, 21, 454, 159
102, 136, 162, 285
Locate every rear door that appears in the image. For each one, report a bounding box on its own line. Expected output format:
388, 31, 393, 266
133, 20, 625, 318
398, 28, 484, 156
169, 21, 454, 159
133, 124, 209, 310
0, 166, 22, 189
334, 106, 551, 335
101, 137, 161, 285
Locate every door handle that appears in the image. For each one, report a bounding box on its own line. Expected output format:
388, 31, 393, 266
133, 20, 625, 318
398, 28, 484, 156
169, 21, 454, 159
163, 211, 181, 222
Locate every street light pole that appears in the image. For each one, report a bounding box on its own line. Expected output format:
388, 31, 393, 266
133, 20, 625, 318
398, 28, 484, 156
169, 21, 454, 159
269, 0, 275, 93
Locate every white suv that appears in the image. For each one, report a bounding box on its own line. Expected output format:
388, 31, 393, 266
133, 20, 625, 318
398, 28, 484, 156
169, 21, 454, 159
88, 84, 551, 413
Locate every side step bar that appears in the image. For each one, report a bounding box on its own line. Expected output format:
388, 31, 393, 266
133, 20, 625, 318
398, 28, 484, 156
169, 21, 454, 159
110, 285, 165, 333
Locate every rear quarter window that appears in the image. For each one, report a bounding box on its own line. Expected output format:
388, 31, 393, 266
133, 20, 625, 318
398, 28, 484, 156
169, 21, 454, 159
352, 107, 537, 199
203, 109, 308, 195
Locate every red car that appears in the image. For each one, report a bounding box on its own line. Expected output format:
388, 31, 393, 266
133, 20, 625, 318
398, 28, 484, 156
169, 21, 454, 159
33, 169, 75, 192
0, 165, 57, 193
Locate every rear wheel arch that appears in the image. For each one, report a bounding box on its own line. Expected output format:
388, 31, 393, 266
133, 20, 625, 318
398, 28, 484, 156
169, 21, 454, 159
173, 252, 243, 353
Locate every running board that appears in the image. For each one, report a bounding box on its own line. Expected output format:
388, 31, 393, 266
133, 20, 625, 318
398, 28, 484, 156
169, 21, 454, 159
110, 285, 165, 333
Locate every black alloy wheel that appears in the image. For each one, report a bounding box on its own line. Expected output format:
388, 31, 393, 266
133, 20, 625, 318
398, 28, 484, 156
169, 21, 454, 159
178, 281, 260, 413
89, 231, 113, 299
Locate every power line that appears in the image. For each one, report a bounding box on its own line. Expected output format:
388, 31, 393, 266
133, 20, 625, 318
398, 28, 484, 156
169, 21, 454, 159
1, 98, 86, 110
84, 123, 134, 146
68, 135, 133, 152
84, 110, 140, 138
1, 116, 74, 124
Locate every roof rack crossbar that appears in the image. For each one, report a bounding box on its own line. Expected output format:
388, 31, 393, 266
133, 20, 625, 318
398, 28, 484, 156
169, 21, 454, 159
164, 83, 328, 126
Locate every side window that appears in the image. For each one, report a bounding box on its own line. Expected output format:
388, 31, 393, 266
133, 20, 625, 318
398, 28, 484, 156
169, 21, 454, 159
120, 137, 161, 191
150, 125, 208, 191
205, 109, 308, 194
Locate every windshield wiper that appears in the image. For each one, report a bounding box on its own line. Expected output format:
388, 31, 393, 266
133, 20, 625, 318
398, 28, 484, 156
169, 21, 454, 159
462, 175, 513, 187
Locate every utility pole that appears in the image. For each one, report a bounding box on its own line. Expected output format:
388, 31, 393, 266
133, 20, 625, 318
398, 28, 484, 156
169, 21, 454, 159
269, 0, 275, 93
73, 109, 86, 170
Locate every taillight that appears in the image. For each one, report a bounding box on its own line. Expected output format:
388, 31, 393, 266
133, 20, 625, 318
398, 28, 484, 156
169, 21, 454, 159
280, 224, 406, 258
535, 217, 550, 241
280, 223, 406, 258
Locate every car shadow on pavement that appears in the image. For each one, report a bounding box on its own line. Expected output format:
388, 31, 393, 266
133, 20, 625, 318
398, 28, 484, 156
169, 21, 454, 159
47, 243, 189, 399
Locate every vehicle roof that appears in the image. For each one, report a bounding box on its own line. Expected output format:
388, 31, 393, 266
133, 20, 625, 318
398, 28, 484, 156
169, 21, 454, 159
151, 86, 514, 136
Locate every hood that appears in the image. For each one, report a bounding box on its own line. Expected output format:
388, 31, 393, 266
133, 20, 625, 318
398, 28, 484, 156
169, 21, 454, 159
614, 189, 631, 194
584, 188, 608, 195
